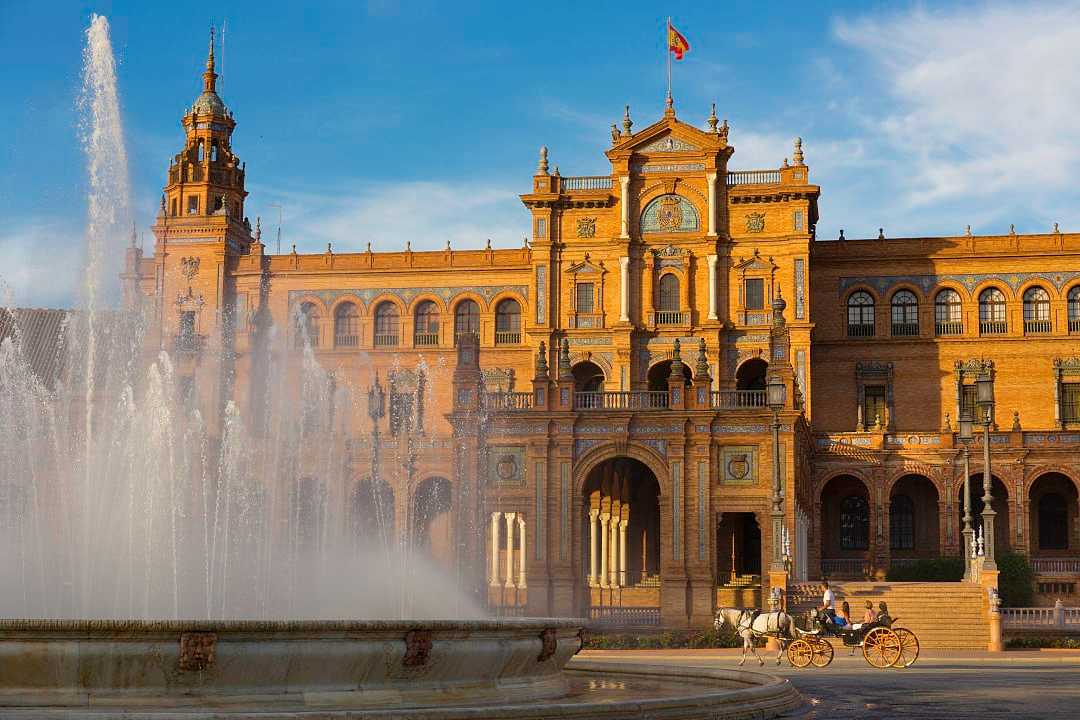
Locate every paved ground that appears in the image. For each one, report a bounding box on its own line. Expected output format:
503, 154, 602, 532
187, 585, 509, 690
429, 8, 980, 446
579, 649, 1080, 718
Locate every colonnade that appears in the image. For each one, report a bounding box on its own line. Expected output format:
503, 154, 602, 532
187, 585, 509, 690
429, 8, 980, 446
587, 507, 630, 587
488, 511, 527, 589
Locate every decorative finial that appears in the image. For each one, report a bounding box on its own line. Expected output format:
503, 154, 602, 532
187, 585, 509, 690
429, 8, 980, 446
610, 123, 620, 145
772, 286, 787, 327
366, 241, 372, 253
793, 137, 804, 165
664, 91, 674, 116
707, 102, 718, 133
202, 26, 218, 94
695, 338, 710, 379
535, 341, 549, 378
719, 118, 729, 142
1012, 410, 1021, 431
523, 235, 529, 248
622, 105, 633, 136
838, 229, 845, 241
878, 228, 885, 240
783, 157, 790, 168
553, 165, 560, 177
291, 243, 297, 255
537, 146, 549, 175
558, 338, 572, 379
254, 216, 262, 242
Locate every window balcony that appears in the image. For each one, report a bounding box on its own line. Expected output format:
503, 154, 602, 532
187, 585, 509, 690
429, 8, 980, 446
1069, 318, 1080, 334
847, 323, 875, 337
979, 320, 1007, 335
373, 333, 399, 347
1024, 320, 1052, 334
935, 321, 963, 336
413, 332, 439, 347
891, 322, 919, 337
567, 313, 604, 329
574, 391, 669, 410
334, 333, 359, 348
494, 331, 521, 345
650, 310, 688, 326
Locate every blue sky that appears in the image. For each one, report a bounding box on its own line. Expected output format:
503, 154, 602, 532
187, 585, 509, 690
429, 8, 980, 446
4, 1, 1080, 306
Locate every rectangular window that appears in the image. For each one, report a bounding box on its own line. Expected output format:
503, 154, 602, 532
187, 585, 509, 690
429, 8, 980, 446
187, 196, 199, 214
390, 392, 414, 435
794, 210, 805, 231
575, 282, 594, 313
960, 383, 978, 420
744, 278, 765, 310
536, 218, 546, 239
1063, 382, 1080, 423
863, 385, 886, 428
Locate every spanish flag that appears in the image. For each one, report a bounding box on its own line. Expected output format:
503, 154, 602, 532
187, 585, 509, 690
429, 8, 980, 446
668, 22, 690, 61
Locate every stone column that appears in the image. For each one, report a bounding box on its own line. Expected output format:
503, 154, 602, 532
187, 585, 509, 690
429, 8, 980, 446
504, 512, 517, 588
707, 254, 718, 320
706, 172, 718, 236
609, 517, 620, 587
620, 176, 631, 238
599, 513, 610, 588
619, 517, 629, 586
517, 515, 527, 589
489, 512, 501, 586
588, 509, 599, 586
619, 256, 630, 322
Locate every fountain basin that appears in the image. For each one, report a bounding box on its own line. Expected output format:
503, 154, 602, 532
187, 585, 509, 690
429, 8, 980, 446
0, 619, 803, 718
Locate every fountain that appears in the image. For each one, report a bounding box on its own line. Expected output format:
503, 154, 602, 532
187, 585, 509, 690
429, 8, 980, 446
0, 15, 802, 718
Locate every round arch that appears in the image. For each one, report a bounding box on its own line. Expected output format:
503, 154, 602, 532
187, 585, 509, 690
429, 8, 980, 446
449, 291, 490, 313
571, 360, 605, 393
1028, 472, 1078, 554
843, 285, 883, 306
735, 357, 769, 391
406, 293, 448, 316
573, 442, 671, 500
327, 293, 367, 317
647, 359, 692, 391
970, 280, 1015, 303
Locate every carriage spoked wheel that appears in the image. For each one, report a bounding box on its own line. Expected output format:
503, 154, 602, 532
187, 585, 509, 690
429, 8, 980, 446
810, 638, 834, 667
891, 627, 920, 668
862, 627, 902, 668
787, 638, 815, 668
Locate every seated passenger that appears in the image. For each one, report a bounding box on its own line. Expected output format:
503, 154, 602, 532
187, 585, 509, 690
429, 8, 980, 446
877, 601, 892, 626
851, 600, 876, 631
834, 600, 852, 629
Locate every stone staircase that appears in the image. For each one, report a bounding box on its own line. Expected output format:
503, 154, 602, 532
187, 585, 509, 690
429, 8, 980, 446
788, 581, 989, 649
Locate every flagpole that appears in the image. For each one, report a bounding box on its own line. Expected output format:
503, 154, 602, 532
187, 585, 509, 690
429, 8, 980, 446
666, 16, 672, 103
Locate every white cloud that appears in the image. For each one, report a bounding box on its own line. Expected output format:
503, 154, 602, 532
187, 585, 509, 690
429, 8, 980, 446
829, 2, 1080, 233
248, 180, 529, 254
0, 219, 84, 308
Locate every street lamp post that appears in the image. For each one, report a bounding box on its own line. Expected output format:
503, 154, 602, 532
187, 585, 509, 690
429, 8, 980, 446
958, 411, 974, 580
767, 374, 787, 572
976, 369, 997, 571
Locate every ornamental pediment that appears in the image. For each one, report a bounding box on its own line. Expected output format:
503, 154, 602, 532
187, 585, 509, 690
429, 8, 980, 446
733, 249, 776, 272
637, 132, 701, 153
567, 255, 604, 275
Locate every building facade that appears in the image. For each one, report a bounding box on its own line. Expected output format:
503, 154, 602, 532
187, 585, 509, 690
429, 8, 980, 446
122, 40, 1080, 625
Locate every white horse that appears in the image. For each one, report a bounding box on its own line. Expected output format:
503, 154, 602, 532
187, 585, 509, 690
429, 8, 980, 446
714, 606, 795, 666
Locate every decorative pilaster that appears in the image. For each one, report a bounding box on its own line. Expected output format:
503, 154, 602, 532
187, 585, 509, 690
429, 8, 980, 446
619, 176, 631, 238
489, 512, 501, 587
707, 255, 718, 320
517, 515, 527, 589
706, 172, 718, 236
619, 256, 630, 322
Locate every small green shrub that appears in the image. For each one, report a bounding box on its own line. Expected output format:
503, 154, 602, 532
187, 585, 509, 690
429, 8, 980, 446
1005, 636, 1080, 649
584, 625, 744, 650
997, 552, 1035, 608
886, 557, 964, 582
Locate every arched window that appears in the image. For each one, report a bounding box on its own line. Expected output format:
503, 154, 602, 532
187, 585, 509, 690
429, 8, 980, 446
934, 289, 963, 335
847, 291, 875, 337
210, 140, 219, 162
295, 302, 320, 348
374, 302, 400, 346
659, 274, 679, 311
333, 302, 360, 347
414, 301, 440, 346
978, 287, 1007, 334
1069, 286, 1080, 333
454, 299, 480, 345
494, 299, 521, 344
890, 290, 919, 336
840, 495, 870, 550
889, 495, 915, 550
197, 139, 205, 162
1023, 286, 1051, 333
1038, 493, 1068, 550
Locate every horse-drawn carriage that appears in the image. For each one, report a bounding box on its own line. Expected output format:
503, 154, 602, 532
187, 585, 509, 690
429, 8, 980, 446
787, 609, 920, 669
714, 606, 919, 669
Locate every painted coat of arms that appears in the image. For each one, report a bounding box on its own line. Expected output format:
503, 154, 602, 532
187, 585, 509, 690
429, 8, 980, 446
745, 212, 766, 233
576, 217, 596, 238
657, 196, 684, 231
180, 256, 201, 279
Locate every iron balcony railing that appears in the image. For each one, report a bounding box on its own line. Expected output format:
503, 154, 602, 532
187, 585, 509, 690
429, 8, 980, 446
891, 322, 919, 337
935, 321, 963, 336
559, 175, 613, 191
574, 391, 669, 410
483, 391, 533, 411
1024, 319, 1052, 334
980, 320, 1008, 335
650, 310, 688, 326
711, 389, 767, 408
494, 331, 521, 345
334, 333, 359, 347
726, 170, 781, 186
373, 333, 399, 347
847, 323, 875, 338
1070, 318, 1080, 333
413, 332, 439, 347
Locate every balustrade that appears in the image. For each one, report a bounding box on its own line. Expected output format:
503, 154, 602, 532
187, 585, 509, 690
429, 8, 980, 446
483, 391, 533, 411
559, 175, 613, 191
1031, 558, 1080, 575
335, 333, 359, 347
574, 391, 669, 410
1070, 319, 1080, 334
650, 310, 688, 326
413, 332, 439, 347
494, 331, 521, 345
891, 322, 919, 337
847, 323, 875, 337
1024, 320, 1052, 334
726, 170, 781, 186
935, 321, 963, 336
373, 333, 399, 347
711, 389, 766, 408
979, 320, 1007, 335
587, 606, 661, 627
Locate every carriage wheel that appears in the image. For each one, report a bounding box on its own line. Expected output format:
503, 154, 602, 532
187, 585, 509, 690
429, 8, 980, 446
787, 639, 815, 668
891, 628, 920, 668
810, 638, 834, 667
862, 627, 902, 668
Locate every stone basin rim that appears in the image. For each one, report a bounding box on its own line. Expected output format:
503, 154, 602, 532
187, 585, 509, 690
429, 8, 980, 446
0, 617, 587, 633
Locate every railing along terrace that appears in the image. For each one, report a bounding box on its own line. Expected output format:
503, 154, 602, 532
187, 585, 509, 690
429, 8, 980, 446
821, 558, 869, 578
559, 175, 614, 191
711, 390, 767, 408
980, 320, 1007, 335
574, 391, 669, 410
847, 323, 875, 338
726, 170, 781, 186
1070, 319, 1080, 334
483, 391, 533, 411
373, 333, 399, 347
1001, 606, 1080, 628
1032, 558, 1080, 575
335, 333, 360, 347
651, 310, 688, 326
1024, 320, 1052, 334
891, 322, 919, 337
935, 321, 963, 336
494, 331, 521, 345
588, 606, 661, 627
414, 332, 439, 347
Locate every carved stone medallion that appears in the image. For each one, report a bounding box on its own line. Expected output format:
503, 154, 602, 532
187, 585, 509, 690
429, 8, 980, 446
746, 213, 765, 233
576, 217, 596, 238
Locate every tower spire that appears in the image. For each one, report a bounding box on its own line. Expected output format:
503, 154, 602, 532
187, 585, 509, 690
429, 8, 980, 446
203, 26, 218, 94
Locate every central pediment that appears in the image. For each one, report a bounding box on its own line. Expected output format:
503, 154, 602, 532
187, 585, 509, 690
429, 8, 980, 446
637, 132, 701, 153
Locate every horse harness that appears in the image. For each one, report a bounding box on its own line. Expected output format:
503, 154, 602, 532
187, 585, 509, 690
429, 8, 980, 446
737, 608, 781, 636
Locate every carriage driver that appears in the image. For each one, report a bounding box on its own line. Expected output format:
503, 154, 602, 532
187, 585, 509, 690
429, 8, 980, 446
821, 580, 836, 616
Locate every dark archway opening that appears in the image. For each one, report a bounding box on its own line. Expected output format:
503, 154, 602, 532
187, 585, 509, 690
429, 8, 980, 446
581, 457, 661, 590
716, 512, 761, 583
1029, 473, 1077, 554
820, 475, 870, 578
889, 474, 940, 560
413, 477, 452, 564
736, 358, 768, 391
572, 361, 605, 393
647, 360, 692, 392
